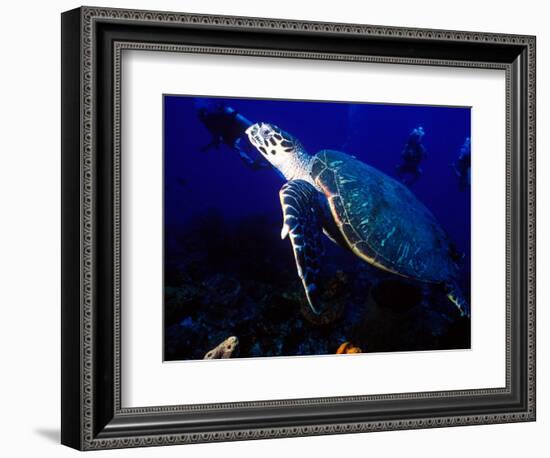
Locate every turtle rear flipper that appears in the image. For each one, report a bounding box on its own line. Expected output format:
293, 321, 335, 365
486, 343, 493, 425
445, 282, 470, 318
279, 180, 325, 314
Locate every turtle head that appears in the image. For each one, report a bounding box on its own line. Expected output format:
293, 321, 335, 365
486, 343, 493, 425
246, 122, 305, 170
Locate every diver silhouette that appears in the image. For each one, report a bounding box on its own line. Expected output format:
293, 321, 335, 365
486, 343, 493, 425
396, 126, 427, 186
195, 100, 268, 170
452, 137, 471, 191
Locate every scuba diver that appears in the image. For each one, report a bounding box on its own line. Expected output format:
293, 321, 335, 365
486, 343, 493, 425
195, 99, 269, 170
452, 137, 471, 191
396, 126, 427, 186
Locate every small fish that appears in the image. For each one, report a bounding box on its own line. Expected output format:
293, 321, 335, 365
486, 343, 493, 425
204, 336, 239, 359
336, 341, 362, 354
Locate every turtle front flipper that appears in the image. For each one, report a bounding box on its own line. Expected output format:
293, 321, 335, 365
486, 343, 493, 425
445, 282, 470, 318
279, 180, 325, 314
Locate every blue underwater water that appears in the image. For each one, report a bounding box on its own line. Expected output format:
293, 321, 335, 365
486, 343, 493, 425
164, 95, 471, 361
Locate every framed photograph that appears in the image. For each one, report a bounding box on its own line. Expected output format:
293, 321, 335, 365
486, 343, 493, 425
61, 6, 536, 450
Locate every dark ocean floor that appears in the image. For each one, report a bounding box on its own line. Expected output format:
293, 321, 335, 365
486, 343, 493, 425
164, 212, 470, 361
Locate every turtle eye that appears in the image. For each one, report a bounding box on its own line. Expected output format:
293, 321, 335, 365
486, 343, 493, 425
260, 126, 272, 138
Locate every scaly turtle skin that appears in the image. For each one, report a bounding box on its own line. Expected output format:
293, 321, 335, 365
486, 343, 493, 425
245, 122, 469, 317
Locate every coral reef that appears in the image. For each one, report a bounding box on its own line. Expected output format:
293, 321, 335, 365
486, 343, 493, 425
164, 212, 470, 361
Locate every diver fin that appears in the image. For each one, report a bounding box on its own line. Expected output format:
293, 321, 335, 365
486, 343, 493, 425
235, 137, 270, 170
279, 180, 325, 314
445, 282, 470, 318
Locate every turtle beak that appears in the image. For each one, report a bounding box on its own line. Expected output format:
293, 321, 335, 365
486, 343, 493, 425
245, 124, 257, 137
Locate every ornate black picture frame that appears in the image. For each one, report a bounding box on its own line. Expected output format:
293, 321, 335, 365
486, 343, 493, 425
61, 6, 536, 450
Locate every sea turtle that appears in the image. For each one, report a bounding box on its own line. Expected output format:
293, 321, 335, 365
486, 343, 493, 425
245, 122, 469, 318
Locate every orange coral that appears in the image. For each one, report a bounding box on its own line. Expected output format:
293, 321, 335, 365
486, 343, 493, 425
336, 341, 362, 354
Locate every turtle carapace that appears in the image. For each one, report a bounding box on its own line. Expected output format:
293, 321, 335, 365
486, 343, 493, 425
245, 122, 469, 318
